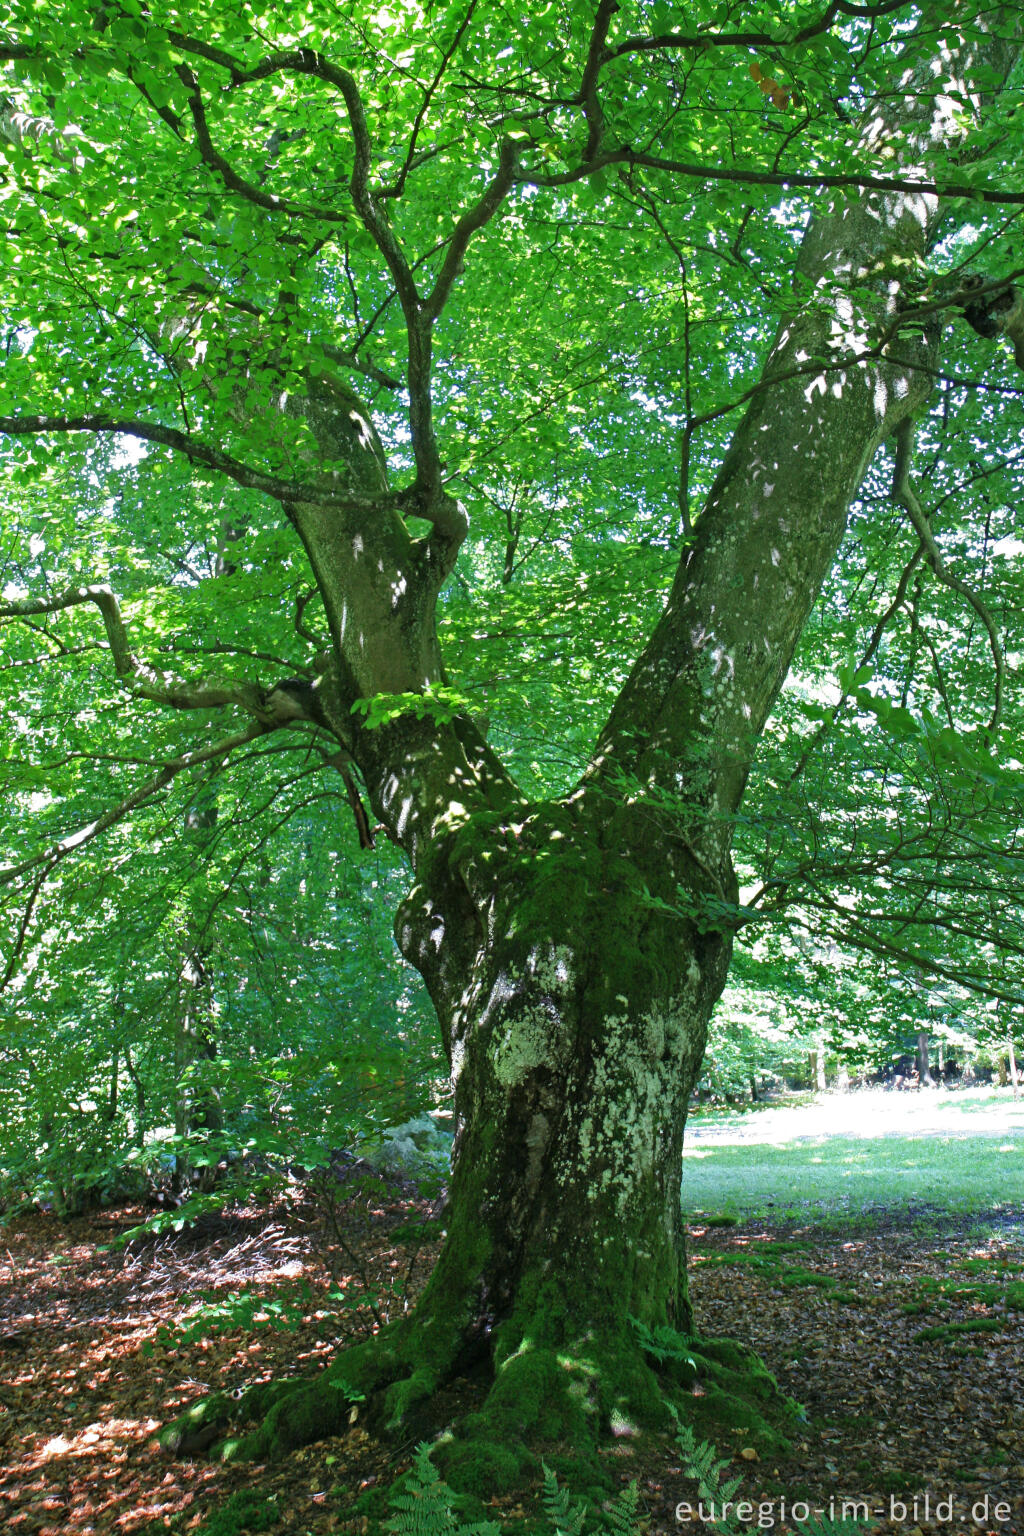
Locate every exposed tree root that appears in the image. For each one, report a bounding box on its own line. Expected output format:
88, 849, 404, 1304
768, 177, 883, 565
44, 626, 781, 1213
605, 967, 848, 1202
160, 1307, 800, 1503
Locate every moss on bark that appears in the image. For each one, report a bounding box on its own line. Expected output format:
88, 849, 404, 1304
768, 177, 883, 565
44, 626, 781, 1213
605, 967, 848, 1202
161, 1282, 797, 1508
159, 843, 788, 1489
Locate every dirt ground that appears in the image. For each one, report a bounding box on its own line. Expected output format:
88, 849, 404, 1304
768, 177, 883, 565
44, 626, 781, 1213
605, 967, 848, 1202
0, 1185, 1021, 1536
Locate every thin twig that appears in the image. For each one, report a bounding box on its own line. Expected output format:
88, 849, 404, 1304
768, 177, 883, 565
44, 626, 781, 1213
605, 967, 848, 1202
891, 417, 1004, 734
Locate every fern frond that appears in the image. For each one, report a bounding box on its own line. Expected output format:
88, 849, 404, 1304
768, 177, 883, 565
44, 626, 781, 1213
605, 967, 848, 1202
384, 1443, 500, 1536
796, 1520, 874, 1535
540, 1463, 588, 1536
668, 1405, 873, 1536
629, 1318, 696, 1368
604, 1479, 640, 1534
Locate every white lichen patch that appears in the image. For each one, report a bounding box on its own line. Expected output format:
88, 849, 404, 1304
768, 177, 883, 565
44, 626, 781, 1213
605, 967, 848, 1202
492, 1007, 559, 1087
526, 944, 575, 988
488, 946, 576, 1088
563, 998, 700, 1217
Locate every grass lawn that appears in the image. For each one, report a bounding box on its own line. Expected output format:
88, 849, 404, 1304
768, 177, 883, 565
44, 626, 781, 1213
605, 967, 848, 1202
683, 1086, 1024, 1223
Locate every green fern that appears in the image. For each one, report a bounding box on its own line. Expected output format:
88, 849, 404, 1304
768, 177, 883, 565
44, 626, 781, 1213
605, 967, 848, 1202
384, 1444, 500, 1536
796, 1522, 874, 1536
385, 1447, 640, 1536
540, 1463, 588, 1536
629, 1317, 696, 1369
603, 1479, 640, 1535
669, 1403, 873, 1535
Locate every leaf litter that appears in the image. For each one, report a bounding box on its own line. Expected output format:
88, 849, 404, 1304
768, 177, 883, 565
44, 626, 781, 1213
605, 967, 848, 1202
0, 1191, 1021, 1535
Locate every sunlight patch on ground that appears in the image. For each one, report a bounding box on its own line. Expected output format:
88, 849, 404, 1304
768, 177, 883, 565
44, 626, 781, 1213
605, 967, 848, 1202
683, 1089, 1024, 1220
687, 1086, 1024, 1147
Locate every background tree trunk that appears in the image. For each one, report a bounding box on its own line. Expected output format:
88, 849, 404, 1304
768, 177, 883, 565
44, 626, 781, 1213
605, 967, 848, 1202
917, 1031, 935, 1088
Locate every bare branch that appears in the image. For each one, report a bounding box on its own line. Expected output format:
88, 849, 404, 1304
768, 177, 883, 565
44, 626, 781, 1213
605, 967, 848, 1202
326, 751, 377, 849
294, 589, 326, 647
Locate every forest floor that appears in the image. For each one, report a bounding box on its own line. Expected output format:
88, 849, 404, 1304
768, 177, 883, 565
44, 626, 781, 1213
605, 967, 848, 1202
0, 1097, 1022, 1536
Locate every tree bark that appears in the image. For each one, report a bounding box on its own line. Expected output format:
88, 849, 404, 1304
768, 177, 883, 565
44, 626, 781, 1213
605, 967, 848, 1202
809, 1044, 828, 1095
1008, 1030, 1020, 1100
917, 1031, 935, 1088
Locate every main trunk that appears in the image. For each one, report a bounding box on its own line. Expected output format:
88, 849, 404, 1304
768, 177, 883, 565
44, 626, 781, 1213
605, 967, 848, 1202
164, 797, 791, 1485
406, 798, 733, 1343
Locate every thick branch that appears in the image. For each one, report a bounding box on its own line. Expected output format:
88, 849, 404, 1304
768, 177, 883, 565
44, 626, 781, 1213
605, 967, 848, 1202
0, 585, 263, 712
421, 136, 519, 321
0, 414, 398, 512
578, 0, 620, 163
178, 65, 351, 225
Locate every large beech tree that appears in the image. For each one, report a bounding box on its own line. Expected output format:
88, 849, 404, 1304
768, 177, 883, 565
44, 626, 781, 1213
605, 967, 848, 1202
3, 0, 1024, 1486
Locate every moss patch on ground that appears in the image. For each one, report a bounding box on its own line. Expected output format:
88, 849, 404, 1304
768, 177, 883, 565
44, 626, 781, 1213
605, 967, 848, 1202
913, 1318, 1004, 1344
914, 1276, 1024, 1308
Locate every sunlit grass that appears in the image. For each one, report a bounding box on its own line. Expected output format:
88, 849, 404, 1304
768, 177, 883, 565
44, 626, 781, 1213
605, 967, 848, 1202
683, 1089, 1024, 1221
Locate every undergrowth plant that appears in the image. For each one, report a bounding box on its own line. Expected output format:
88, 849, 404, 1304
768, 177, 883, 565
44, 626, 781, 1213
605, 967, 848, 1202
195, 1488, 280, 1535
142, 1285, 313, 1354
383, 1443, 640, 1536
382, 1419, 872, 1536
668, 1406, 873, 1535
384, 1444, 501, 1536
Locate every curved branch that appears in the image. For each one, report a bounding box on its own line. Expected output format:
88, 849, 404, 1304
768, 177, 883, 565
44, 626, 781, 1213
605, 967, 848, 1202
422, 136, 519, 321
0, 414, 398, 512
892, 419, 1004, 734
321, 344, 401, 390
797, 896, 1024, 1008
178, 65, 350, 225
0, 864, 47, 992
166, 38, 424, 314
0, 585, 263, 712
151, 35, 512, 519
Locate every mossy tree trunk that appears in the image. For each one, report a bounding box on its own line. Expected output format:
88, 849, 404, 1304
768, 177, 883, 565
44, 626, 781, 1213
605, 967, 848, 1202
20, 6, 1005, 1490
405, 797, 733, 1328
163, 145, 955, 1480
